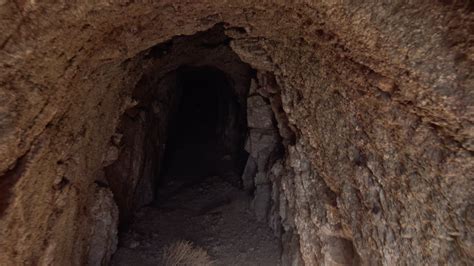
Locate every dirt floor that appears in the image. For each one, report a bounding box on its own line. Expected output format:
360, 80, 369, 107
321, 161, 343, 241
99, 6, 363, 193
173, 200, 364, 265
111, 175, 281, 265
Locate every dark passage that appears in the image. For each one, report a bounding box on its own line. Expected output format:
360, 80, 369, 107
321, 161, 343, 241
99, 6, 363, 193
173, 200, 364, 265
112, 63, 281, 264
111, 28, 282, 265
158, 66, 247, 198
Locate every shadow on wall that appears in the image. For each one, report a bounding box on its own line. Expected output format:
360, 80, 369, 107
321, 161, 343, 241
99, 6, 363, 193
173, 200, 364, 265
104, 70, 182, 228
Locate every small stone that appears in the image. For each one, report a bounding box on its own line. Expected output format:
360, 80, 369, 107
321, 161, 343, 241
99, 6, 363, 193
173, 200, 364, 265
129, 240, 140, 249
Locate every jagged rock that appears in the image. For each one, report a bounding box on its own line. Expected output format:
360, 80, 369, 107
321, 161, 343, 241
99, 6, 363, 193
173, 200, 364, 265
102, 145, 120, 167
87, 188, 119, 266
252, 184, 272, 222
244, 130, 279, 163
247, 95, 274, 129
242, 156, 257, 191
254, 172, 269, 186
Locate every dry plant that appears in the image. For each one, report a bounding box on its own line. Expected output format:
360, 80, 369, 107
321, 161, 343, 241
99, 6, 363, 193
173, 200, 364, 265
161, 240, 213, 266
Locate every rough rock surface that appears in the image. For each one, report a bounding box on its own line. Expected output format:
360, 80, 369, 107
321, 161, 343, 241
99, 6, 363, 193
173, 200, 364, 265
87, 187, 119, 266
102, 27, 253, 226
0, 1, 472, 265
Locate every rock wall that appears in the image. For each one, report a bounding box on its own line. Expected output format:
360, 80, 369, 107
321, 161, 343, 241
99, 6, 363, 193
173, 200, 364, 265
0, 1, 472, 265
104, 70, 181, 226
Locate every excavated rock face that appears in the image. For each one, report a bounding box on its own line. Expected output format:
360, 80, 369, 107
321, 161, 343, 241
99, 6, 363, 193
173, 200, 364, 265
104, 27, 252, 226
0, 1, 472, 265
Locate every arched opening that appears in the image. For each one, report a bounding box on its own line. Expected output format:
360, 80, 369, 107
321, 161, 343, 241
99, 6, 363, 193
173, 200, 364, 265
107, 26, 283, 265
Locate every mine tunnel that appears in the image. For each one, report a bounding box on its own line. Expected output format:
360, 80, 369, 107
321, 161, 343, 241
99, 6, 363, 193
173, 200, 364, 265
103, 26, 287, 265
0, 2, 472, 266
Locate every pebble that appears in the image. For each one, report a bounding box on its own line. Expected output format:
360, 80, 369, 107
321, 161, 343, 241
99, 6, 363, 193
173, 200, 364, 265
129, 240, 140, 249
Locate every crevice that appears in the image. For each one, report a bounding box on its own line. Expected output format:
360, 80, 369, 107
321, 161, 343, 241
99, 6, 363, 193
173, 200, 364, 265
0, 150, 29, 216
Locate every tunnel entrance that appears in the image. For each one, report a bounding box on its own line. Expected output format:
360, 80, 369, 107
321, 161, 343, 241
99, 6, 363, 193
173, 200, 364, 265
107, 25, 283, 265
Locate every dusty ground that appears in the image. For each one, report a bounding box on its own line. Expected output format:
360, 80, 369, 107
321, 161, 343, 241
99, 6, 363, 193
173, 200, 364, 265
111, 175, 281, 266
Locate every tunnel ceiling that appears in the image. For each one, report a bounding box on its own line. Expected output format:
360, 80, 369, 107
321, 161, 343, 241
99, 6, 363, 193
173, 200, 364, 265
0, 1, 473, 265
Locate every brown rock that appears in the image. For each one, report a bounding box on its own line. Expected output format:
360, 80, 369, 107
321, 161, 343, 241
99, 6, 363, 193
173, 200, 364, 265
0, 1, 471, 265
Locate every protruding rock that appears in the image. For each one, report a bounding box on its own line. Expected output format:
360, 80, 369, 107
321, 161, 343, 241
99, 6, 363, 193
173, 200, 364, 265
247, 95, 274, 129
87, 188, 119, 266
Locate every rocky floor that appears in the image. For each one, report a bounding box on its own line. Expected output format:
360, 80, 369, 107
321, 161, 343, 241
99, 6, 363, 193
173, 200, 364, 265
111, 175, 281, 266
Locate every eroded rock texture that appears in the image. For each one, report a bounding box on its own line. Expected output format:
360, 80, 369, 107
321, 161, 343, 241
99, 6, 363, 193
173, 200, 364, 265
104, 27, 252, 226
0, 1, 472, 265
